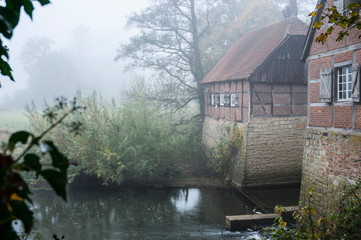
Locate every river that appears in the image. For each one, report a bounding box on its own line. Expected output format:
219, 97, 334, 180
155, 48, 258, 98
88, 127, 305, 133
25, 185, 262, 239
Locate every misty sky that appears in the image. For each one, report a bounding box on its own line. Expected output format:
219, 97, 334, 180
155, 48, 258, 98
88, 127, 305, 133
0, 0, 315, 109
0, 0, 150, 108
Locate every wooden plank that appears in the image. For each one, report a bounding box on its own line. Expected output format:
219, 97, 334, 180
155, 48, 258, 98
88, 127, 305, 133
225, 206, 299, 231
225, 214, 278, 231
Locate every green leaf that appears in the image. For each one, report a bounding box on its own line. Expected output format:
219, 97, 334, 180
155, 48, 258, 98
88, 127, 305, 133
312, 21, 323, 30
10, 200, 33, 233
40, 169, 67, 200
24, 154, 41, 172
8, 131, 32, 151
0, 57, 14, 84
36, 0, 51, 6
21, 0, 34, 19
44, 141, 69, 173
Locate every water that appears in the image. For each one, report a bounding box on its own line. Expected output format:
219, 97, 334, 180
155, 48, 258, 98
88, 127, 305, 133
27, 186, 261, 239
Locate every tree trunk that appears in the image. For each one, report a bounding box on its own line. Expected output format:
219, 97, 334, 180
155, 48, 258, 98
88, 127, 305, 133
190, 0, 205, 119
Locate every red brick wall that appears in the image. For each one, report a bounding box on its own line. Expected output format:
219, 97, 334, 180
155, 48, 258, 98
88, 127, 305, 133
309, 82, 320, 103
205, 80, 250, 122
310, 28, 328, 56
231, 82, 237, 92
250, 83, 307, 117
328, 26, 346, 51
334, 106, 352, 129
347, 27, 361, 46
356, 106, 361, 129
309, 57, 332, 80
293, 105, 307, 116
334, 51, 352, 63
308, 30, 361, 130
309, 106, 332, 127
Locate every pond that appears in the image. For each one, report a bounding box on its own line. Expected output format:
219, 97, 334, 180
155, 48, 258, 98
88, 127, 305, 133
26, 185, 262, 239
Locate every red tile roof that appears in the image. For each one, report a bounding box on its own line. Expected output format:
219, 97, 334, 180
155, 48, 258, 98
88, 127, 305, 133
201, 17, 308, 84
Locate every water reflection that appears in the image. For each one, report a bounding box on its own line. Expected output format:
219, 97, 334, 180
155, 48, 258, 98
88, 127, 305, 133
170, 188, 200, 213
28, 186, 259, 239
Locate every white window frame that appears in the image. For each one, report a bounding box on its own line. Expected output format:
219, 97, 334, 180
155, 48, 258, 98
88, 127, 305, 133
220, 94, 225, 106
230, 94, 237, 107
210, 94, 215, 106
337, 65, 353, 101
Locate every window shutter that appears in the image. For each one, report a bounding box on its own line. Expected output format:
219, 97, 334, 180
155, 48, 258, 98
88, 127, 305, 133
352, 63, 360, 102
319, 68, 333, 102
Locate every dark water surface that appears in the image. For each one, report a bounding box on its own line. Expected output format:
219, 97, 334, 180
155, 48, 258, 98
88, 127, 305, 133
28, 186, 261, 239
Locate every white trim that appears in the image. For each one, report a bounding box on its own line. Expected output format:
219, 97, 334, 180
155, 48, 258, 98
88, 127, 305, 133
310, 79, 320, 83
220, 94, 225, 106
334, 60, 353, 68
307, 43, 361, 61
336, 65, 353, 101
310, 103, 330, 107
334, 102, 353, 106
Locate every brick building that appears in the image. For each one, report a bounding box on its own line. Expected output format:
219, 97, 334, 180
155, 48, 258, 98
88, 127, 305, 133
201, 17, 308, 187
300, 0, 361, 216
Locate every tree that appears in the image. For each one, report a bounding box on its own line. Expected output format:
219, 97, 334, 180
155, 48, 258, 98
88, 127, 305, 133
0, 0, 51, 86
310, 1, 361, 44
3, 38, 80, 108
116, 0, 283, 119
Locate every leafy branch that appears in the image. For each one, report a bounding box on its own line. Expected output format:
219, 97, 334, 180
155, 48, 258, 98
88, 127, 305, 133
0, 97, 84, 239
0, 0, 51, 86
310, 3, 361, 44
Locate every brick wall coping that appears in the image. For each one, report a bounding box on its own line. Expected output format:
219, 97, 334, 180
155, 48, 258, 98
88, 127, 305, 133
306, 43, 361, 61
308, 126, 361, 133
250, 115, 307, 119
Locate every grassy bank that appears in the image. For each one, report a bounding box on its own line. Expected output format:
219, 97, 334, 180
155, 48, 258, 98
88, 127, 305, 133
0, 109, 29, 132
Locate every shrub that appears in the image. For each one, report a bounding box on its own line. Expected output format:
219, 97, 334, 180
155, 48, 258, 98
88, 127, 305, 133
26, 91, 202, 184
208, 123, 243, 178
262, 181, 361, 240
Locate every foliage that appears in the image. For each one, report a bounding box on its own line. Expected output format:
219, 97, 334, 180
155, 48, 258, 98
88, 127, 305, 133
27, 92, 202, 185
262, 181, 361, 240
310, 2, 361, 44
0, 98, 83, 239
0, 0, 50, 86
208, 124, 243, 178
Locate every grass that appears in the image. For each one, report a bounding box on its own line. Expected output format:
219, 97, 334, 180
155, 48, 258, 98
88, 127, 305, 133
0, 109, 29, 132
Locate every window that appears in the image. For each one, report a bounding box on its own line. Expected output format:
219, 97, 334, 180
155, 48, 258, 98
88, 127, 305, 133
337, 65, 352, 101
230, 94, 238, 107
334, 0, 361, 13
225, 94, 230, 106
220, 94, 225, 106
319, 64, 360, 103
210, 94, 215, 106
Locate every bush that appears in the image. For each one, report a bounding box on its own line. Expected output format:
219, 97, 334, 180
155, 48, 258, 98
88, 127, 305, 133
26, 92, 202, 184
208, 123, 243, 178
262, 181, 361, 240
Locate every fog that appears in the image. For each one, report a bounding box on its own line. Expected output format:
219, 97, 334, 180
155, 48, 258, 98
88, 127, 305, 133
0, 0, 150, 109
0, 0, 314, 110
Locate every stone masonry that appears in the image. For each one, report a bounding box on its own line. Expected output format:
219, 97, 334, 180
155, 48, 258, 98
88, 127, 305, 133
300, 129, 361, 217
203, 116, 306, 188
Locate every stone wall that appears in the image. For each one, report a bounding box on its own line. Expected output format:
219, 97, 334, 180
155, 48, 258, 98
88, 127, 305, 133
300, 128, 361, 217
241, 117, 306, 187
202, 116, 306, 188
